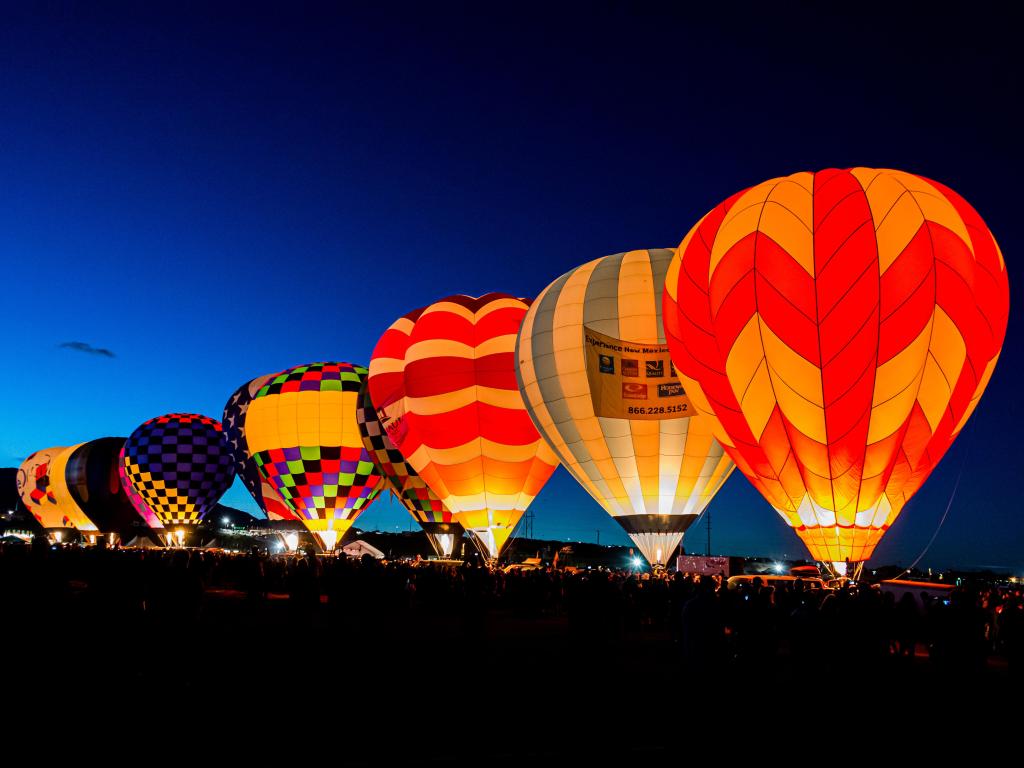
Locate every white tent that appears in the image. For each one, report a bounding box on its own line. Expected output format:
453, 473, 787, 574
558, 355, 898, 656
124, 535, 162, 548
341, 539, 385, 559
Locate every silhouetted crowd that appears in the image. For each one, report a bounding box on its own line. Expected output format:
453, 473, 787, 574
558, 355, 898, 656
2, 537, 1021, 684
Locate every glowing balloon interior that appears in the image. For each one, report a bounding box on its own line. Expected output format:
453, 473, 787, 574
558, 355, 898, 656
356, 378, 461, 558
664, 168, 1009, 567
120, 413, 235, 528
516, 248, 734, 567
17, 446, 98, 531
368, 294, 558, 560
242, 362, 384, 549
223, 374, 295, 520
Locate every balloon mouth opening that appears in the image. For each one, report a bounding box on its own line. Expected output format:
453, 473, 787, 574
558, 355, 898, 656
317, 530, 338, 552
430, 533, 456, 558
825, 561, 864, 581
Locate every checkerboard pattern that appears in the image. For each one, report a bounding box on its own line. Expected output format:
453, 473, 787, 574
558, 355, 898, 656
253, 442, 382, 521
121, 413, 235, 526
118, 441, 163, 529
255, 362, 364, 396
247, 362, 384, 526
356, 380, 450, 524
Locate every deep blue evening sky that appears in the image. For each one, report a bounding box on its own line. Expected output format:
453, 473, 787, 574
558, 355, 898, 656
2, 4, 1020, 570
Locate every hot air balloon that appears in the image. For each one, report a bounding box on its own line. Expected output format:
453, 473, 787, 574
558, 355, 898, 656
516, 249, 735, 568
356, 379, 461, 558
17, 446, 98, 534
120, 413, 235, 545
118, 442, 166, 534
663, 168, 1009, 576
223, 375, 295, 521
241, 362, 384, 551
64, 437, 163, 540
368, 294, 559, 561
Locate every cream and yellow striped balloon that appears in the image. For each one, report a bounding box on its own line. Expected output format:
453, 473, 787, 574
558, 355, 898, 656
516, 249, 734, 567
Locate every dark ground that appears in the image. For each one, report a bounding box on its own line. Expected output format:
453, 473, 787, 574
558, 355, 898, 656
2, 545, 1017, 763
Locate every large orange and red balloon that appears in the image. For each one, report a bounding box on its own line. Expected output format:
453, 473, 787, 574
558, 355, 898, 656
368, 294, 558, 559
664, 168, 1009, 567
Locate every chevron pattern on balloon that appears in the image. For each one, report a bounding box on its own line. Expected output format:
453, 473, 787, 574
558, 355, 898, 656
664, 168, 1009, 563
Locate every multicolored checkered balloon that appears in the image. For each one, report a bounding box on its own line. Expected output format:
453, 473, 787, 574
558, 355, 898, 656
120, 413, 235, 527
242, 362, 384, 549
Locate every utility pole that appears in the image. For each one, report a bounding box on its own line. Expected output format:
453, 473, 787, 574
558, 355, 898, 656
705, 509, 711, 556
596, 529, 600, 545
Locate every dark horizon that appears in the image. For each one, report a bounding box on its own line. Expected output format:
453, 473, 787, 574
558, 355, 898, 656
2, 4, 1021, 571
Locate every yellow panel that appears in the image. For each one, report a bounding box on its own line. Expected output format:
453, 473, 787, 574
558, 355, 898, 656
243, 396, 274, 453
725, 314, 765, 402
766, 366, 826, 445
406, 338, 473, 363
407, 386, 524, 415
419, 299, 476, 323
46, 444, 98, 531
339, 390, 359, 445
917, 355, 952, 432
760, 319, 824, 406
758, 180, 814, 276
711, 193, 768, 275
741, 360, 776, 442
872, 320, 931, 405
895, 171, 972, 251
318, 391, 344, 447
929, 307, 967, 391
954, 353, 999, 434
867, 377, 921, 445
297, 419, 320, 447
875, 190, 924, 273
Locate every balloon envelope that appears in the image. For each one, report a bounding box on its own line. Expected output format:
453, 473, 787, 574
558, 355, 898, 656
663, 168, 1009, 565
17, 445, 98, 531
223, 375, 295, 520
242, 362, 384, 549
516, 249, 734, 567
66, 437, 162, 534
368, 294, 558, 560
120, 413, 235, 529
356, 378, 461, 558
